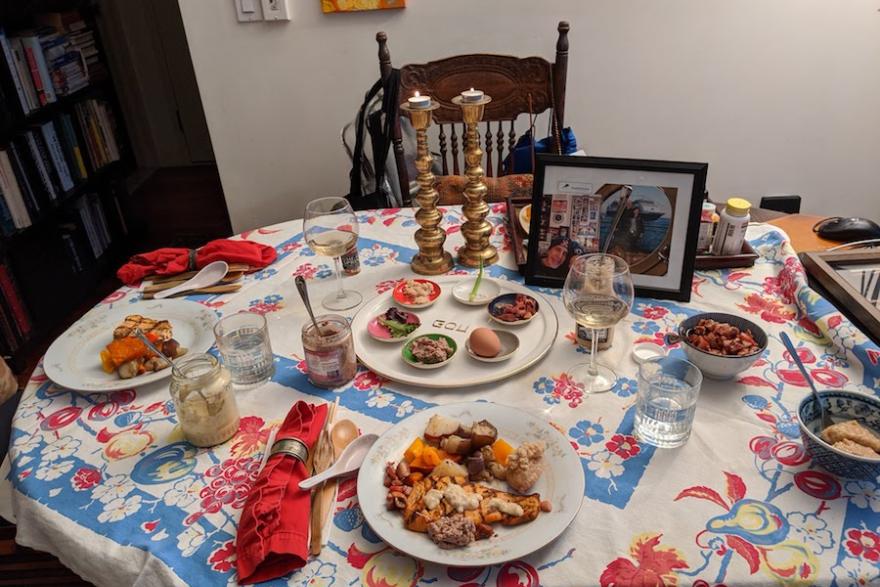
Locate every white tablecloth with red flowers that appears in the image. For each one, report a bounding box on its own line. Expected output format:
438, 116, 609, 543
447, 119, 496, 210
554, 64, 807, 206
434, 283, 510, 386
2, 204, 880, 587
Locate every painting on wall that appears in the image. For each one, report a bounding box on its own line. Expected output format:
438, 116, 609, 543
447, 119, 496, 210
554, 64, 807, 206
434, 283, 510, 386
322, 0, 405, 12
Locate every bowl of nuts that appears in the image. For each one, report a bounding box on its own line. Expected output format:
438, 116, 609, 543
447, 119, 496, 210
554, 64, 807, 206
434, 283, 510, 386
677, 313, 767, 380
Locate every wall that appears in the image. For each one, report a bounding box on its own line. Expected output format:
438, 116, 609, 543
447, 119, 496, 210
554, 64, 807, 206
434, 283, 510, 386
178, 0, 880, 233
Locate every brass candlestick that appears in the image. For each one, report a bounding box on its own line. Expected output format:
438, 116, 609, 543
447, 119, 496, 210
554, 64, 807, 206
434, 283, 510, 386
401, 100, 454, 275
453, 94, 498, 268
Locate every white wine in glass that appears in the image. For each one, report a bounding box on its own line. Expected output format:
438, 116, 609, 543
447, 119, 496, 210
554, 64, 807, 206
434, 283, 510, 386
303, 197, 362, 311
562, 254, 634, 393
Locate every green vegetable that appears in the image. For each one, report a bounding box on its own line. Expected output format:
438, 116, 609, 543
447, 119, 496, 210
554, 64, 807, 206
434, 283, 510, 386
469, 259, 484, 302
379, 317, 418, 339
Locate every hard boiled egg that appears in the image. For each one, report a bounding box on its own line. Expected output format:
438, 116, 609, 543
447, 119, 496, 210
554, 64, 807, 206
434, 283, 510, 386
469, 327, 501, 358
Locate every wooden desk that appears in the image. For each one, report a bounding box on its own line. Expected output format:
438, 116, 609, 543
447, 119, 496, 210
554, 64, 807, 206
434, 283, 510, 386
765, 214, 837, 253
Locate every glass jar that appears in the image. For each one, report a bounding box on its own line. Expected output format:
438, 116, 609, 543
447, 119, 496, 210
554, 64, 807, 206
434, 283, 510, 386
169, 353, 240, 447
301, 314, 356, 388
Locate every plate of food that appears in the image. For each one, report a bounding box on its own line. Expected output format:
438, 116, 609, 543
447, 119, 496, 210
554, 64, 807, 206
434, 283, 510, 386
368, 308, 421, 343
358, 402, 584, 566
44, 299, 217, 393
488, 293, 539, 326
451, 264, 500, 307
351, 277, 557, 389
393, 279, 441, 309
402, 333, 457, 369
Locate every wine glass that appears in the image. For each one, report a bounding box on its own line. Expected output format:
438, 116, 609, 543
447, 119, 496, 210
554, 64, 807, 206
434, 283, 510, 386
303, 197, 362, 311
562, 254, 634, 393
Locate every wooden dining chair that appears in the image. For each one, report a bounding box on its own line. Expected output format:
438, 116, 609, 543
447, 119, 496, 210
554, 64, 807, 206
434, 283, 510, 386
376, 22, 570, 205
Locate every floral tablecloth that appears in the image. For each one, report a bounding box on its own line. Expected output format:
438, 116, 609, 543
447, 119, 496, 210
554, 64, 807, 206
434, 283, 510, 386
2, 205, 880, 587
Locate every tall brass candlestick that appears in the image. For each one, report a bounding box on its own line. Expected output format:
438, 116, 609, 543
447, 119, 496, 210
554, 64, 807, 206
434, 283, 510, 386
401, 99, 454, 275
453, 93, 498, 268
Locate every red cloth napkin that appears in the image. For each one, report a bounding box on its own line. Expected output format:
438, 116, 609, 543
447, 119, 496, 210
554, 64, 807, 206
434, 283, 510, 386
116, 239, 277, 286
236, 401, 328, 584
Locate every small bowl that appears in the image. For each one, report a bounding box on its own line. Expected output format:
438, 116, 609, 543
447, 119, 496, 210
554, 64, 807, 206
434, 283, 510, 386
367, 309, 421, 343
797, 390, 880, 480
393, 279, 441, 309
452, 278, 501, 306
487, 293, 540, 326
677, 312, 767, 379
466, 329, 520, 363
402, 333, 457, 369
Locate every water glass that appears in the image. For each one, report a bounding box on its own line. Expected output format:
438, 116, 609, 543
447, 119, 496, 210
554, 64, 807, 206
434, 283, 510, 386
214, 312, 275, 387
634, 357, 703, 448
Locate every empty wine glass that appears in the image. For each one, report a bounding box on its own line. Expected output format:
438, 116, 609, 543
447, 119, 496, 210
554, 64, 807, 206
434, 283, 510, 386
303, 197, 362, 311
562, 254, 634, 393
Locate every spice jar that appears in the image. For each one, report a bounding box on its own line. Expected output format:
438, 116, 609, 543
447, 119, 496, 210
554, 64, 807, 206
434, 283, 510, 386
169, 353, 240, 447
302, 314, 357, 388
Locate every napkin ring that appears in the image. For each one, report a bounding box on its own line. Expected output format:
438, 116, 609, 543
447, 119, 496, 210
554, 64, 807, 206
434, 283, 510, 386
269, 438, 308, 463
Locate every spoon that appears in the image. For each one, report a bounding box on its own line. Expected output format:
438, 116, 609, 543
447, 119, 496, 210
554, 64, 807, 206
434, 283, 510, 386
154, 261, 229, 299
311, 418, 359, 556
299, 433, 378, 490
331, 419, 359, 456
295, 275, 322, 335
780, 332, 833, 429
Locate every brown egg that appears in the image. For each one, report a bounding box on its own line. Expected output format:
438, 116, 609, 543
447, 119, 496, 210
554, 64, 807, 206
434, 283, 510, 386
469, 327, 501, 358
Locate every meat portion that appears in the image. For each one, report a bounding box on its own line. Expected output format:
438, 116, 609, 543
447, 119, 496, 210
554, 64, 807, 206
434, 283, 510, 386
822, 419, 880, 454
410, 337, 453, 364
505, 442, 545, 494
493, 295, 538, 322
686, 319, 760, 356
114, 315, 173, 342
427, 514, 476, 549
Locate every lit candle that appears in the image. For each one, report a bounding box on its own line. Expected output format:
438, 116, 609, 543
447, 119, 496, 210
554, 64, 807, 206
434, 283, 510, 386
407, 91, 431, 110
460, 88, 484, 103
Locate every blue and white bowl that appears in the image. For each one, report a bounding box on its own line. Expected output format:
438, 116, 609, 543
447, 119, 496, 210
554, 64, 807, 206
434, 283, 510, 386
797, 390, 880, 480
677, 313, 767, 380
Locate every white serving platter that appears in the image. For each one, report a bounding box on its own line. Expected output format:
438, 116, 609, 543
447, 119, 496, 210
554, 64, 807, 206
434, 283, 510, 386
351, 277, 557, 389
358, 401, 585, 567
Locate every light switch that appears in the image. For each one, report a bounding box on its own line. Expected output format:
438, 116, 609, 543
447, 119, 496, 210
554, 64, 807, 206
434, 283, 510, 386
235, 0, 263, 22
261, 0, 291, 21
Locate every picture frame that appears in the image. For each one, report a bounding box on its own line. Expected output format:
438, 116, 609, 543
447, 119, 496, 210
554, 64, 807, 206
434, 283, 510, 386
525, 155, 708, 301
801, 249, 880, 346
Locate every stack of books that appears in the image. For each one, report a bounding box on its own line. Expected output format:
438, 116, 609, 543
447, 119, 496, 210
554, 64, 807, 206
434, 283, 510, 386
0, 98, 121, 235
0, 261, 32, 356
60, 192, 113, 272
0, 11, 101, 116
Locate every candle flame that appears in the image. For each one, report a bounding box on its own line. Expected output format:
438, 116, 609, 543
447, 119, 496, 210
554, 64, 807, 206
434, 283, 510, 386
469, 87, 474, 92
414, 91, 420, 97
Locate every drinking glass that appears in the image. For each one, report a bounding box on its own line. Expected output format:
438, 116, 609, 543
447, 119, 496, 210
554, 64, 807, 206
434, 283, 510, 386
562, 254, 634, 393
303, 197, 362, 311
634, 356, 703, 448
214, 312, 275, 387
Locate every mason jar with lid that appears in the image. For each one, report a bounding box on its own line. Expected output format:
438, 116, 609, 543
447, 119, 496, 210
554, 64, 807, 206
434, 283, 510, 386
169, 353, 240, 447
302, 314, 357, 388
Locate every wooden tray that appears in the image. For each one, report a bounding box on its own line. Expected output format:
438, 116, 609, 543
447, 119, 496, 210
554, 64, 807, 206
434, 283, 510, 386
695, 242, 759, 270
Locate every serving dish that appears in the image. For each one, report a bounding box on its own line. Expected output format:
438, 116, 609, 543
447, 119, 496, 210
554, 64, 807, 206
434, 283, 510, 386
466, 329, 519, 363
677, 312, 767, 379
797, 390, 880, 480
351, 277, 557, 389
44, 300, 217, 393
393, 279, 441, 309
358, 402, 584, 566
452, 278, 501, 306
367, 308, 421, 343
402, 334, 457, 369
488, 293, 540, 326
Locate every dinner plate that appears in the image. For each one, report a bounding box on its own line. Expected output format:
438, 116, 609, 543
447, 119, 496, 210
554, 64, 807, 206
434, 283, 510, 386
351, 277, 557, 389
358, 402, 585, 567
519, 204, 531, 234
44, 299, 217, 393
392, 279, 441, 309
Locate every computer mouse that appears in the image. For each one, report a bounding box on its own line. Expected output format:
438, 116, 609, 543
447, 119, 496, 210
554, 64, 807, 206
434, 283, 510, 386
814, 217, 880, 242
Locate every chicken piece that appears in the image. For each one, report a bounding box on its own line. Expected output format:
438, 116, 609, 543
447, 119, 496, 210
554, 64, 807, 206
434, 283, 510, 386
505, 442, 545, 494
113, 315, 173, 342
832, 438, 880, 459
822, 420, 880, 453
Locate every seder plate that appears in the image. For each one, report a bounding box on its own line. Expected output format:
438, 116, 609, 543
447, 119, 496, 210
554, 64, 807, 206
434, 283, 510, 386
350, 277, 557, 389
44, 299, 217, 393
358, 402, 585, 567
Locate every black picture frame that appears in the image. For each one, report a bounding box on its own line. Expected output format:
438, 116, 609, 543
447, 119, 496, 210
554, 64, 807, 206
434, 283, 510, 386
525, 155, 708, 301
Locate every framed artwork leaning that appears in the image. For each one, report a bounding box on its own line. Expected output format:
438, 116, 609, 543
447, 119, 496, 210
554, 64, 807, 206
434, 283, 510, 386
525, 155, 708, 301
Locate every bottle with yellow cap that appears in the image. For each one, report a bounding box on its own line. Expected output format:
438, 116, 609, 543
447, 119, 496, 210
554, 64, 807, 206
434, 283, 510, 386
712, 197, 751, 256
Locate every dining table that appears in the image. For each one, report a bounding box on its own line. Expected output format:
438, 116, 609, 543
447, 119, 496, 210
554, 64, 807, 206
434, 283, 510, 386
1, 204, 879, 587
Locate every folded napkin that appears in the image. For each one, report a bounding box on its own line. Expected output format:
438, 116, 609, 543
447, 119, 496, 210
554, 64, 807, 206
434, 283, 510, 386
236, 401, 328, 584
116, 239, 277, 286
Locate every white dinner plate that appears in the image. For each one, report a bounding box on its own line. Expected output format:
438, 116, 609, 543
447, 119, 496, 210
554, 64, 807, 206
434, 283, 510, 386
358, 401, 585, 567
519, 204, 531, 234
351, 277, 557, 389
44, 299, 217, 393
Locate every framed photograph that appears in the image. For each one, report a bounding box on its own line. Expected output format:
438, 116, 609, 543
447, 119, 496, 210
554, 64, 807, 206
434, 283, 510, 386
525, 155, 708, 301
801, 249, 880, 345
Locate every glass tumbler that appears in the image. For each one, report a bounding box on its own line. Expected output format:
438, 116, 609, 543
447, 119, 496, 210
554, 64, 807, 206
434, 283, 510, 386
214, 312, 275, 387
634, 357, 703, 448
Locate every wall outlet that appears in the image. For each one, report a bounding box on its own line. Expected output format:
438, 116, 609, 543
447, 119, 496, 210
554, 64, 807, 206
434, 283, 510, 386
235, 0, 263, 22
261, 0, 291, 21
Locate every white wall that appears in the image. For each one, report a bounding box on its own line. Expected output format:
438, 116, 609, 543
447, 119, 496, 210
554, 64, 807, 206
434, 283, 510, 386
178, 0, 880, 233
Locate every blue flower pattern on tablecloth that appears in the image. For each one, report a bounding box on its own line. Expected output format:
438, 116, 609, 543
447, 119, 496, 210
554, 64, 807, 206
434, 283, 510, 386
570, 420, 605, 446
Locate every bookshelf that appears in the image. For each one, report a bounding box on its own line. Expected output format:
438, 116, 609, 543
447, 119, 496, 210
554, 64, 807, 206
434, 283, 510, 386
0, 0, 134, 372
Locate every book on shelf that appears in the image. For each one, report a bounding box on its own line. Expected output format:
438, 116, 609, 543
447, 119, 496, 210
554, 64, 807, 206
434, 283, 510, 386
0, 263, 32, 339
24, 129, 60, 200
0, 29, 30, 116
39, 121, 74, 192
0, 149, 32, 229
57, 112, 89, 181
75, 98, 120, 170
7, 142, 42, 218
8, 37, 39, 113
18, 33, 56, 107
73, 193, 112, 259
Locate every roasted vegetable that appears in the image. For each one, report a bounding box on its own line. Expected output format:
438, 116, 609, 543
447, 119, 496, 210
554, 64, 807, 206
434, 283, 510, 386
440, 435, 473, 455
492, 438, 515, 466
470, 419, 498, 449
428, 459, 468, 479
424, 414, 460, 442
404, 437, 426, 463
467, 453, 486, 478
